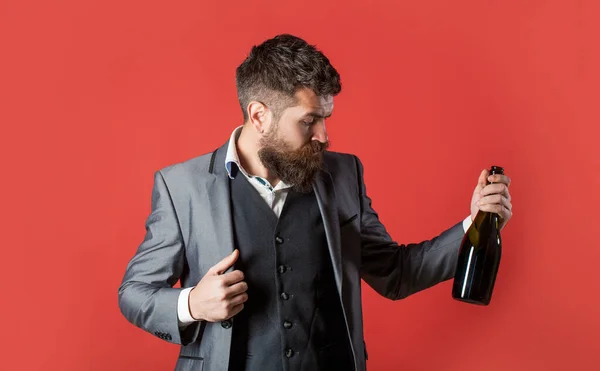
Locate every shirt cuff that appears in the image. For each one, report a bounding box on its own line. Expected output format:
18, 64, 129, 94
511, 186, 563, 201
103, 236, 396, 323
177, 287, 197, 327
462, 215, 472, 233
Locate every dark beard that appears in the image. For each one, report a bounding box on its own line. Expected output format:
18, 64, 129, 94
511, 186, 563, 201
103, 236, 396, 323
258, 135, 329, 193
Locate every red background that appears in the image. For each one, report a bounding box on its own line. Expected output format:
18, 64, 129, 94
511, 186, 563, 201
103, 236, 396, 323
1, 0, 599, 370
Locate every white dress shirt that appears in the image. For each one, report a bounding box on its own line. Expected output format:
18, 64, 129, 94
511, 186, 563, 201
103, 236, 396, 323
177, 126, 472, 327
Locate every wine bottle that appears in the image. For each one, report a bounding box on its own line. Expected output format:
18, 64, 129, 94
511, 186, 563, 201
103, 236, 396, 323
452, 166, 504, 305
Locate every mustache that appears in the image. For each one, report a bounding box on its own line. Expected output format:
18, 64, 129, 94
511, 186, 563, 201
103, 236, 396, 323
284, 140, 329, 166
298, 140, 329, 156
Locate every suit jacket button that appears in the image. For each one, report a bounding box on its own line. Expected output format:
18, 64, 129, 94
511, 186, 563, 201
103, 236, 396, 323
166, 334, 172, 340
281, 292, 289, 300
221, 319, 232, 329
285, 348, 294, 358
283, 320, 293, 329
275, 236, 284, 244
278, 265, 287, 274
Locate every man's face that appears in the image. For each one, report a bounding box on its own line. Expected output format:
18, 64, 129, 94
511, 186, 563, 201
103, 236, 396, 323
258, 88, 333, 192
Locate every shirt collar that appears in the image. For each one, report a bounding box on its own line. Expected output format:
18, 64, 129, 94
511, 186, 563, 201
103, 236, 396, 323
225, 126, 245, 179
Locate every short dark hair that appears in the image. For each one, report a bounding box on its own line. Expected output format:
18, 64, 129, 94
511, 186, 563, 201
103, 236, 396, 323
235, 34, 341, 122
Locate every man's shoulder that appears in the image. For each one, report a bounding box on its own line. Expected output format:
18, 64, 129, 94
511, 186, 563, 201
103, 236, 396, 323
157, 149, 218, 180
324, 150, 356, 162
323, 150, 360, 176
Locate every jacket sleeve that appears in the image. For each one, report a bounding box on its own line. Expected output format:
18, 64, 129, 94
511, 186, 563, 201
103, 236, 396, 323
355, 156, 465, 300
118, 170, 201, 345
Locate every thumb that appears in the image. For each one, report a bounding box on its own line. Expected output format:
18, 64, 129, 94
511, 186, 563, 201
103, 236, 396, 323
210, 249, 239, 275
474, 169, 489, 194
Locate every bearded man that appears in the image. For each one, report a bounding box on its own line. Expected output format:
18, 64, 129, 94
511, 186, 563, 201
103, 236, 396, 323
118, 34, 513, 371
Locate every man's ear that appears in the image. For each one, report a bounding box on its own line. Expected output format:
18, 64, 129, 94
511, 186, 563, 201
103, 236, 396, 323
247, 101, 271, 134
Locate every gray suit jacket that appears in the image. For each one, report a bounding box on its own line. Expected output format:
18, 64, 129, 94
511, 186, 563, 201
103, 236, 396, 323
118, 141, 465, 371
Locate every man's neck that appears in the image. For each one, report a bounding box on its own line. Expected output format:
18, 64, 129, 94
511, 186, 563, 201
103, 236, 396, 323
236, 125, 281, 187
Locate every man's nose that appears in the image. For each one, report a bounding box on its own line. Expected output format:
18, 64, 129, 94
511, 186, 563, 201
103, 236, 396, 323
311, 121, 328, 143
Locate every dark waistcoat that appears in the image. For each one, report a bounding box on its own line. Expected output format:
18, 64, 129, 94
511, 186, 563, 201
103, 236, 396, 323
227, 170, 353, 371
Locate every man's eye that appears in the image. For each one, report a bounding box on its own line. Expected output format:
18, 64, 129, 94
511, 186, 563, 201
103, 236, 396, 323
302, 120, 313, 126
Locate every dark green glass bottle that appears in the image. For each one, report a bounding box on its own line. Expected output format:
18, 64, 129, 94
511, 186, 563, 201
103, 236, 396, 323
452, 166, 504, 305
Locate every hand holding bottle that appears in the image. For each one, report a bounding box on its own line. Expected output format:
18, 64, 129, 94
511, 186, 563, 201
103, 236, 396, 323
453, 166, 512, 305
470, 168, 513, 230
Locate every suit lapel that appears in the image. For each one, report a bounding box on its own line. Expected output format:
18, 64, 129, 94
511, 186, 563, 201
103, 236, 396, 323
314, 165, 359, 370
313, 169, 344, 294
206, 142, 236, 267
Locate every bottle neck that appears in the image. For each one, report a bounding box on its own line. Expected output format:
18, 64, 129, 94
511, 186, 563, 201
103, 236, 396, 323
490, 212, 500, 229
